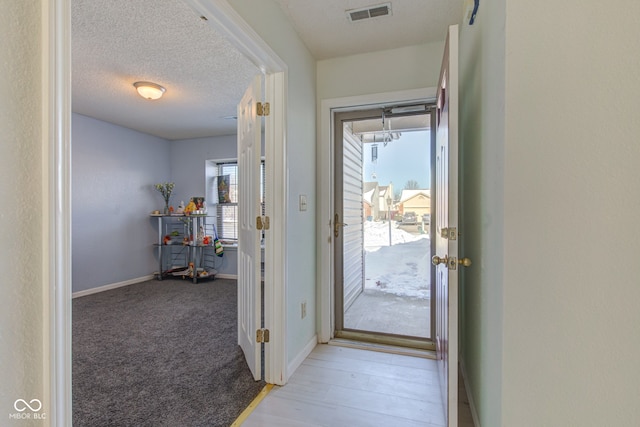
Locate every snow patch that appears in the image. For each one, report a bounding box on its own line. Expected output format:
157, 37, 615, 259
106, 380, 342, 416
364, 220, 427, 250
363, 221, 430, 299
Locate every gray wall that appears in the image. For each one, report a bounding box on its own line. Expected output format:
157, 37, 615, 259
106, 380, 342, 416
72, 113, 171, 292
169, 135, 237, 205
73, 120, 244, 292
170, 134, 243, 278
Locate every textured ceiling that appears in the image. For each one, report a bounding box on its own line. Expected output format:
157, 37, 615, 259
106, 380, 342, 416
271, 0, 465, 59
72, 0, 259, 140
72, 0, 464, 141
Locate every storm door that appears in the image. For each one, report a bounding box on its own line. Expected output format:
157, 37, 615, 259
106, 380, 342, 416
333, 105, 435, 349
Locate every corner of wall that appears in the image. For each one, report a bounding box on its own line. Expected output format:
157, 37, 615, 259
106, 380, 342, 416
458, 2, 506, 425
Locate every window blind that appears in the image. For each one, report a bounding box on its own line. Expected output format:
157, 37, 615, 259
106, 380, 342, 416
214, 161, 265, 241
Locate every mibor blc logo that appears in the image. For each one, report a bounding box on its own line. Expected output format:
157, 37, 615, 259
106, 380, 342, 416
9, 399, 46, 420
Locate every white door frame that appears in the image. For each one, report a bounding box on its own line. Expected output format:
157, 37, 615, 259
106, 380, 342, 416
317, 88, 435, 342
46, 0, 288, 423
184, 1, 288, 385
44, 2, 72, 424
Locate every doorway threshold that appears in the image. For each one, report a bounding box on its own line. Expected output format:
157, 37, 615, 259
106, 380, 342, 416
329, 338, 436, 359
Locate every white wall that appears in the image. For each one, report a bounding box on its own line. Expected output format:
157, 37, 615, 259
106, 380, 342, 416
460, 0, 640, 425
229, 0, 318, 366
317, 42, 444, 100
501, 2, 640, 425
72, 114, 171, 292
0, 0, 47, 421
459, 0, 506, 424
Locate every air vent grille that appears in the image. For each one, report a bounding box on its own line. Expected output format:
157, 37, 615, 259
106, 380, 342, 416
347, 3, 392, 22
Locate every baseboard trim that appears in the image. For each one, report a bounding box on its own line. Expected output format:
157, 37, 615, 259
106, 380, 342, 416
72, 275, 154, 298
287, 335, 317, 379
460, 357, 481, 427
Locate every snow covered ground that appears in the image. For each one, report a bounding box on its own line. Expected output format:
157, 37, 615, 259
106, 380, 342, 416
363, 221, 431, 299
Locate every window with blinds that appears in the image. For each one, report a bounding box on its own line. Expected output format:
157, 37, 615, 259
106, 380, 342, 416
212, 161, 265, 241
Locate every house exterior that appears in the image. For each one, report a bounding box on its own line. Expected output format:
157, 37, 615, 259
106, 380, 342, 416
363, 181, 379, 220
377, 183, 394, 220
398, 189, 430, 218
363, 181, 394, 220
4, 1, 640, 426
363, 187, 375, 220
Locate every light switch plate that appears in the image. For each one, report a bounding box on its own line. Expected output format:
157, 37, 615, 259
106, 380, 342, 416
299, 194, 307, 211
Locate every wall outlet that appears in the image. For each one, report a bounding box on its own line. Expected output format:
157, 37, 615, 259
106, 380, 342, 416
301, 300, 307, 319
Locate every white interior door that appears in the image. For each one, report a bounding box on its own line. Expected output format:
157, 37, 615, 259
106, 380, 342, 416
434, 25, 460, 426
237, 74, 263, 381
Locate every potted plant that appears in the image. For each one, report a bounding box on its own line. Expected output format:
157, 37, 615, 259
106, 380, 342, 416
154, 182, 175, 214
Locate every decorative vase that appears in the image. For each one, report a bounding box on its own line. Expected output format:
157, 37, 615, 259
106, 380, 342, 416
164, 203, 170, 215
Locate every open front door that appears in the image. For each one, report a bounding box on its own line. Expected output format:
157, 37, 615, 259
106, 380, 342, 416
433, 25, 468, 426
237, 74, 263, 381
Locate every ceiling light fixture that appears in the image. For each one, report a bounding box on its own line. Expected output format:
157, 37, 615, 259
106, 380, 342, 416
133, 81, 166, 100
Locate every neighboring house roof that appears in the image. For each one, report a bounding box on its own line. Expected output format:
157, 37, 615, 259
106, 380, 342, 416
363, 188, 376, 205
400, 189, 431, 203
363, 181, 379, 193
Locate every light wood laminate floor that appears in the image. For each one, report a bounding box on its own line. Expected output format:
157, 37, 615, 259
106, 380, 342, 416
242, 344, 474, 426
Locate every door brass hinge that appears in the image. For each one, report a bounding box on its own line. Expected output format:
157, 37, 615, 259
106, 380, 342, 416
256, 328, 270, 343
257, 102, 270, 116
441, 227, 457, 240
256, 216, 270, 230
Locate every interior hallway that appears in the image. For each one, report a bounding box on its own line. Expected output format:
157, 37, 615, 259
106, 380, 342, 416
242, 344, 474, 426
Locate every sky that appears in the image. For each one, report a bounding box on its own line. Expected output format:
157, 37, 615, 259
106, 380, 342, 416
362, 130, 430, 198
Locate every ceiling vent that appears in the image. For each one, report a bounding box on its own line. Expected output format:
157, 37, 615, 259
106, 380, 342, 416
346, 3, 392, 22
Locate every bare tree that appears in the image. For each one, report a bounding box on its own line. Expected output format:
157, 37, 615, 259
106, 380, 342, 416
404, 179, 420, 190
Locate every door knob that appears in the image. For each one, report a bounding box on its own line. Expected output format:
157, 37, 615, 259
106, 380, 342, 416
432, 255, 448, 266
458, 257, 472, 267
432, 255, 472, 268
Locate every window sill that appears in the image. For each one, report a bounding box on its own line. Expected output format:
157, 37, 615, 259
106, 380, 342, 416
220, 243, 265, 251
